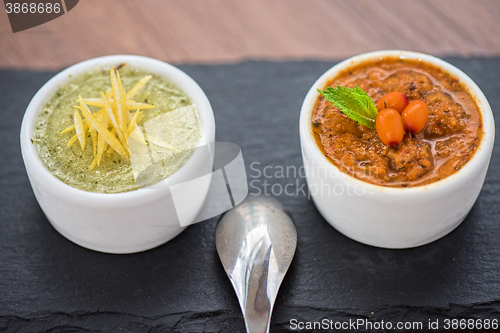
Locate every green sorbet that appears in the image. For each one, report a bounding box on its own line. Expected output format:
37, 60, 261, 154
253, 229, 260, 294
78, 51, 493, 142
33, 66, 202, 193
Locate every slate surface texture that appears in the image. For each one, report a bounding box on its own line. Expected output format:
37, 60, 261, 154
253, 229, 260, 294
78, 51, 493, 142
0, 58, 499, 332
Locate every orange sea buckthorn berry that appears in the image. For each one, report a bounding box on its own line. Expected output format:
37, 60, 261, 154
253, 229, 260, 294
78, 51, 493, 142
376, 92, 409, 113
376, 108, 405, 147
401, 100, 429, 134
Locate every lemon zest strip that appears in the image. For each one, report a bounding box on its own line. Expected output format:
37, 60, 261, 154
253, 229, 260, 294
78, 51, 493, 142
89, 157, 97, 170
104, 127, 117, 155
66, 134, 78, 147
126, 75, 152, 99
96, 104, 109, 166
66, 122, 89, 147
79, 95, 99, 155
79, 99, 154, 111
61, 123, 77, 134
90, 127, 97, 156
101, 91, 128, 151
128, 110, 143, 136
117, 71, 130, 128
110, 69, 125, 133
74, 109, 86, 150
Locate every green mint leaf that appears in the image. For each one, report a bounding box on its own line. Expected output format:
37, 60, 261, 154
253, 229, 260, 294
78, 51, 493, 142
317, 85, 378, 129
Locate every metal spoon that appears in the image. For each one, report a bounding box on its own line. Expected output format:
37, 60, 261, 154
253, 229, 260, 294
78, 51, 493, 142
216, 195, 297, 333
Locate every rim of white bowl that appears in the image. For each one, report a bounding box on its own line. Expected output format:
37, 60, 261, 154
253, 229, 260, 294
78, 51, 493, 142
20, 55, 215, 201
300, 50, 495, 194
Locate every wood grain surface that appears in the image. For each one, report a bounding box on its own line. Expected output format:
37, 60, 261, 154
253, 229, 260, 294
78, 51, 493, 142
1, 0, 500, 69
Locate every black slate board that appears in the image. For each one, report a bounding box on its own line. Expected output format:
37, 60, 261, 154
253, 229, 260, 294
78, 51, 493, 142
0, 58, 499, 333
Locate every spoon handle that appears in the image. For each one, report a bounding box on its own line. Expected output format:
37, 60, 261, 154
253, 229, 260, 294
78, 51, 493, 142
241, 236, 273, 333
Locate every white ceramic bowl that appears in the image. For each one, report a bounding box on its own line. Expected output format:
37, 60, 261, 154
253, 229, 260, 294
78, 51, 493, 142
20, 55, 215, 253
300, 50, 495, 248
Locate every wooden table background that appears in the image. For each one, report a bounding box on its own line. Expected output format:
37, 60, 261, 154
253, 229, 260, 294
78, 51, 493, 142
1, 0, 500, 69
